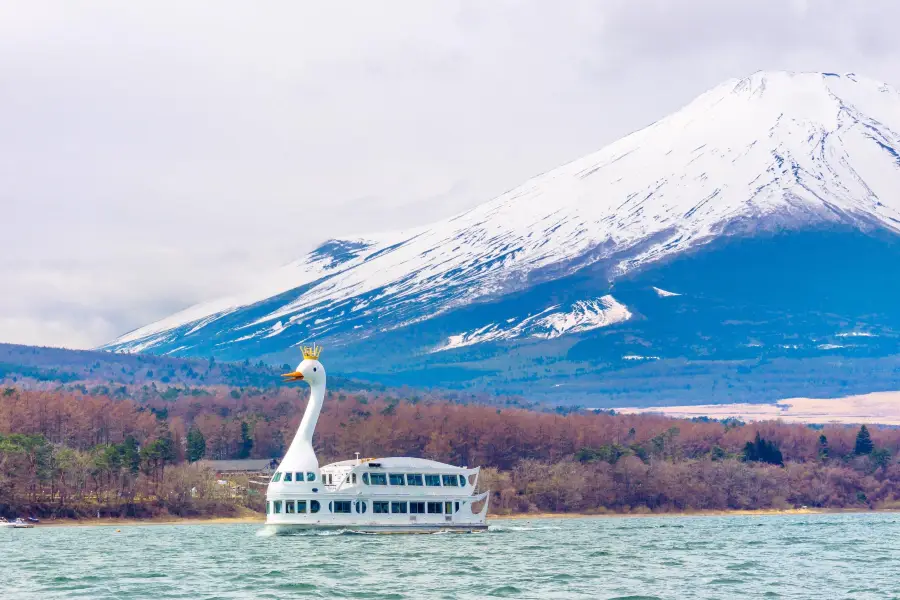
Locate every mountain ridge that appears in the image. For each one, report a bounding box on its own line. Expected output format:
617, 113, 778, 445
102, 71, 900, 403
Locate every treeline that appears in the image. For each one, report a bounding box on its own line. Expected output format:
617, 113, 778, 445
0, 342, 384, 392
2, 386, 900, 518
0, 432, 258, 519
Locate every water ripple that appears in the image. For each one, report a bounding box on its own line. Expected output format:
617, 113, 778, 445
1, 513, 899, 599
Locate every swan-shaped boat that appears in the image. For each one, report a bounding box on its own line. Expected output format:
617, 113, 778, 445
264, 345, 489, 533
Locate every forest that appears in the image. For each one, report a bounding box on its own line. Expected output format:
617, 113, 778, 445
3, 381, 900, 520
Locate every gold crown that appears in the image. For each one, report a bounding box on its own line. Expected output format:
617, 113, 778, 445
301, 344, 323, 360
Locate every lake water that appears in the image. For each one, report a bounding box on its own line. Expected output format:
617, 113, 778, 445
2, 513, 898, 599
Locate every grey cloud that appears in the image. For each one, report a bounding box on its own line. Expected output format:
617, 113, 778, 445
2, 0, 899, 348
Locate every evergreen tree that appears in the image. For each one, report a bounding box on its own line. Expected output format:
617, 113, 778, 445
768, 440, 784, 466
157, 427, 177, 464
186, 427, 206, 463
870, 448, 891, 470
121, 435, 141, 475
270, 429, 285, 457
855, 425, 874, 455
710, 445, 727, 461
237, 422, 253, 459
99, 443, 122, 475
743, 432, 784, 466
818, 434, 829, 459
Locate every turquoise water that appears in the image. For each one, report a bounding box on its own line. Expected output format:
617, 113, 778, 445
2, 513, 898, 599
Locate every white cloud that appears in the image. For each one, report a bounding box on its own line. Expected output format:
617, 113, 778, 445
2, 0, 899, 348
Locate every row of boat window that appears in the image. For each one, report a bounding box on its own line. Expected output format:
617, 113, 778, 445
267, 500, 321, 514
270, 471, 468, 487
373, 501, 460, 514
266, 499, 461, 515
271, 472, 316, 483
363, 473, 467, 487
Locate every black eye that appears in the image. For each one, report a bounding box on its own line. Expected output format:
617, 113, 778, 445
313, 367, 317, 372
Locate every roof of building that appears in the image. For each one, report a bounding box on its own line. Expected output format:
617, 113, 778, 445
198, 459, 276, 472
322, 457, 469, 470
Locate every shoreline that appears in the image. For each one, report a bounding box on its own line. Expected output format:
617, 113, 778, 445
32, 507, 893, 528
489, 507, 897, 519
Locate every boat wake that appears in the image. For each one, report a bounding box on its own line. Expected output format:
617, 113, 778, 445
258, 526, 484, 537
488, 525, 563, 533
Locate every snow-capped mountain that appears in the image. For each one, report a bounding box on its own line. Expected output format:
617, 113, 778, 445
104, 72, 900, 402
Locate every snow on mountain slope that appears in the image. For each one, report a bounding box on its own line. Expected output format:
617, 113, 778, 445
104, 71, 900, 357
653, 287, 681, 298
436, 295, 632, 351
110, 236, 390, 345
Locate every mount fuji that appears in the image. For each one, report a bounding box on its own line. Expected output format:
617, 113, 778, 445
104, 71, 900, 404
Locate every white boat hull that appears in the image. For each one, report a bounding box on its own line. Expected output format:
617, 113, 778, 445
264, 490, 490, 535
266, 522, 488, 534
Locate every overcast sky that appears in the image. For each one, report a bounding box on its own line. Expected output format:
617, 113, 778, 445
3, 0, 900, 349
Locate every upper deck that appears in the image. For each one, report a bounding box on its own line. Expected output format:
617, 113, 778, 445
268, 456, 479, 498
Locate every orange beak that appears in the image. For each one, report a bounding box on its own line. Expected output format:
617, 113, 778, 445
281, 371, 304, 382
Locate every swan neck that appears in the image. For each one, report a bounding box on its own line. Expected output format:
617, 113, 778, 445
297, 380, 325, 444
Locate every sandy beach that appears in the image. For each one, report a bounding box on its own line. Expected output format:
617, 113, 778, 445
36, 515, 267, 528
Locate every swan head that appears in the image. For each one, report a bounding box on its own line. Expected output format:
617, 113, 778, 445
281, 358, 326, 386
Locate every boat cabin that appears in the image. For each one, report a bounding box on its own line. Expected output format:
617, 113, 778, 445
265, 457, 486, 528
